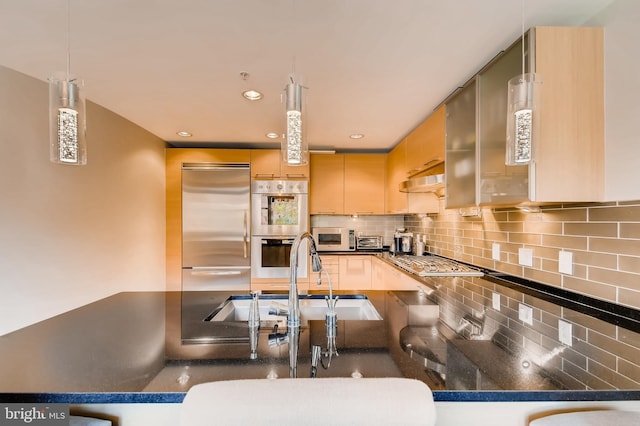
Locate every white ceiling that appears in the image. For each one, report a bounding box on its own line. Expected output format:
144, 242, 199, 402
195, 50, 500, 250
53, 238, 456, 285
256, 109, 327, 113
0, 0, 614, 152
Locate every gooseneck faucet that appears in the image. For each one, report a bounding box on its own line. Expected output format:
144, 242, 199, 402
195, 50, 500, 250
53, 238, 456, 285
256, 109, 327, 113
288, 232, 323, 328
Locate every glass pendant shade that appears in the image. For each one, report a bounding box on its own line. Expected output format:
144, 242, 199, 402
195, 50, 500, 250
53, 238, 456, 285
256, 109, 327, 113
282, 81, 308, 166
506, 73, 541, 166
49, 72, 86, 165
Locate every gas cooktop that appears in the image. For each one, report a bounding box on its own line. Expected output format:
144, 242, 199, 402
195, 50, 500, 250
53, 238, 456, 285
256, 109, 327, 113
389, 255, 484, 277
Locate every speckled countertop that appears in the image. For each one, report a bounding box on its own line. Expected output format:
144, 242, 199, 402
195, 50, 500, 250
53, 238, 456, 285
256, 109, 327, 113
1, 261, 639, 403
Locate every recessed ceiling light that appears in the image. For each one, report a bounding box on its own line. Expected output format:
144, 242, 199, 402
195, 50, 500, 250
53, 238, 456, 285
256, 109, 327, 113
349, 133, 365, 140
266, 132, 280, 139
176, 131, 192, 137
242, 89, 263, 101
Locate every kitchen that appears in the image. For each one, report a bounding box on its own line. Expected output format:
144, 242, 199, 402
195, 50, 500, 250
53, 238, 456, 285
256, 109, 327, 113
1, 0, 640, 425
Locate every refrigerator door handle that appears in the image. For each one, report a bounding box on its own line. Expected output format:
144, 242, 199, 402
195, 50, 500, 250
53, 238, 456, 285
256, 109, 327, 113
189, 266, 250, 276
243, 210, 248, 259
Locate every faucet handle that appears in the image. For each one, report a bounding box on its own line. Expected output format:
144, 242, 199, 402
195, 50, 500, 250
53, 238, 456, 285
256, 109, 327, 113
325, 295, 339, 313
268, 302, 289, 317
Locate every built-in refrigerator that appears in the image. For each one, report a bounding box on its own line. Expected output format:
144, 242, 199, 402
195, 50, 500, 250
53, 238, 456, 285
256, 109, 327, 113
181, 163, 251, 291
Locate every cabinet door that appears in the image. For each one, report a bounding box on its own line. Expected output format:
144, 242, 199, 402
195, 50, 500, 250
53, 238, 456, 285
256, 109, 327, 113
385, 140, 408, 214
406, 106, 446, 176
250, 149, 280, 178
422, 106, 446, 170
339, 256, 372, 290
251, 149, 309, 179
371, 256, 387, 290
310, 154, 344, 214
344, 154, 386, 215
445, 80, 477, 209
477, 39, 528, 206
308, 255, 340, 291
372, 257, 428, 290
280, 157, 309, 179
531, 26, 604, 202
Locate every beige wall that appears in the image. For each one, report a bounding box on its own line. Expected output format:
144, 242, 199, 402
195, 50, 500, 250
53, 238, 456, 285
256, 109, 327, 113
0, 66, 166, 335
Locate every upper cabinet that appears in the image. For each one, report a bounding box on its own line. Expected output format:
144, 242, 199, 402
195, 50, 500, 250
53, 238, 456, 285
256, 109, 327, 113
530, 27, 604, 203
405, 106, 446, 176
310, 154, 345, 214
250, 149, 309, 179
445, 26, 604, 209
310, 153, 385, 215
384, 107, 446, 214
445, 80, 477, 209
344, 154, 386, 215
385, 138, 408, 214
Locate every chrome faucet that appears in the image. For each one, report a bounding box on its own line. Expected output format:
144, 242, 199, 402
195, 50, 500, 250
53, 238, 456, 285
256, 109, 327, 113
288, 231, 323, 328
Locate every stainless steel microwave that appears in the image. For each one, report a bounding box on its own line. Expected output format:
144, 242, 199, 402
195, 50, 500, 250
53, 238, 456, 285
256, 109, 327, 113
312, 227, 356, 252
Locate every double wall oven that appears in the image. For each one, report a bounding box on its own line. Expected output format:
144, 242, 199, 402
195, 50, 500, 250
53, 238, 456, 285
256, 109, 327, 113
251, 180, 309, 279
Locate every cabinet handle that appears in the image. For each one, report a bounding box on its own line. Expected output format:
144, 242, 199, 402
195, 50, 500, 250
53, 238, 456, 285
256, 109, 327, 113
284, 173, 306, 178
254, 173, 276, 178
407, 158, 444, 177
423, 158, 444, 168
316, 210, 336, 214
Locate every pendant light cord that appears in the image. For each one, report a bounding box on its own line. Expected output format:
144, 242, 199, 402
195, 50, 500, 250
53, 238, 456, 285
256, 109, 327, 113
66, 0, 71, 79
521, 0, 525, 76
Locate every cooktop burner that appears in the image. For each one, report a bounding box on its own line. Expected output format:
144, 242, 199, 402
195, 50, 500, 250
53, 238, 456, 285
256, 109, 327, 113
390, 255, 484, 277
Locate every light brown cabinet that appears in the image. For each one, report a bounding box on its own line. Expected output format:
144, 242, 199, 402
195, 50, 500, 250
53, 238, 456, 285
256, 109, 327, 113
385, 139, 408, 214
310, 153, 385, 215
308, 255, 340, 291
344, 154, 386, 215
250, 149, 309, 179
405, 106, 446, 176
371, 256, 422, 291
530, 26, 604, 203
446, 26, 604, 208
385, 107, 445, 215
310, 154, 345, 214
338, 256, 372, 290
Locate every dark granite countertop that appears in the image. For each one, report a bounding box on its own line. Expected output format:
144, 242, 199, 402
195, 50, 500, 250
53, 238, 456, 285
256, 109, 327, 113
1, 260, 639, 404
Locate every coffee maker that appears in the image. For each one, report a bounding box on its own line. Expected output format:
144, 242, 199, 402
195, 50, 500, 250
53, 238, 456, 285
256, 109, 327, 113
392, 229, 413, 255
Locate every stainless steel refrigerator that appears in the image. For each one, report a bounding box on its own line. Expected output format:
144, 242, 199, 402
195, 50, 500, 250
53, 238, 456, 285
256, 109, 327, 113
181, 163, 251, 291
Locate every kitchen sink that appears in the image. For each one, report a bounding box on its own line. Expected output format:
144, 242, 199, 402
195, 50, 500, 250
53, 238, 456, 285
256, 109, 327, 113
206, 294, 382, 323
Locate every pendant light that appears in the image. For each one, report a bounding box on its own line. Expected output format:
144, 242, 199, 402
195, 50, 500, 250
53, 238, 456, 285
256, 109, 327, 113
505, 0, 541, 166
280, 0, 308, 166
49, 0, 86, 165
282, 76, 307, 166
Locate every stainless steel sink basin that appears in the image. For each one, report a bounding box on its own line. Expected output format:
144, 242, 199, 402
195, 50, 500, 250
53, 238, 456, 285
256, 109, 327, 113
206, 294, 382, 323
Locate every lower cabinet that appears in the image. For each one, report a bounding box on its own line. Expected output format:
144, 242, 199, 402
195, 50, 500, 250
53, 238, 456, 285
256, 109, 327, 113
308, 255, 340, 291
251, 273, 310, 291
372, 256, 422, 290
253, 255, 425, 292
339, 256, 372, 290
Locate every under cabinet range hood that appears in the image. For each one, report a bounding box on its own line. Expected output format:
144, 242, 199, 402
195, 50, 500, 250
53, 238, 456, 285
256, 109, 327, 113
400, 173, 445, 196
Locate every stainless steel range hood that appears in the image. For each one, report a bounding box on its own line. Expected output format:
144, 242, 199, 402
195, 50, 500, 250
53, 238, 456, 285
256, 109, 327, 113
399, 173, 445, 196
